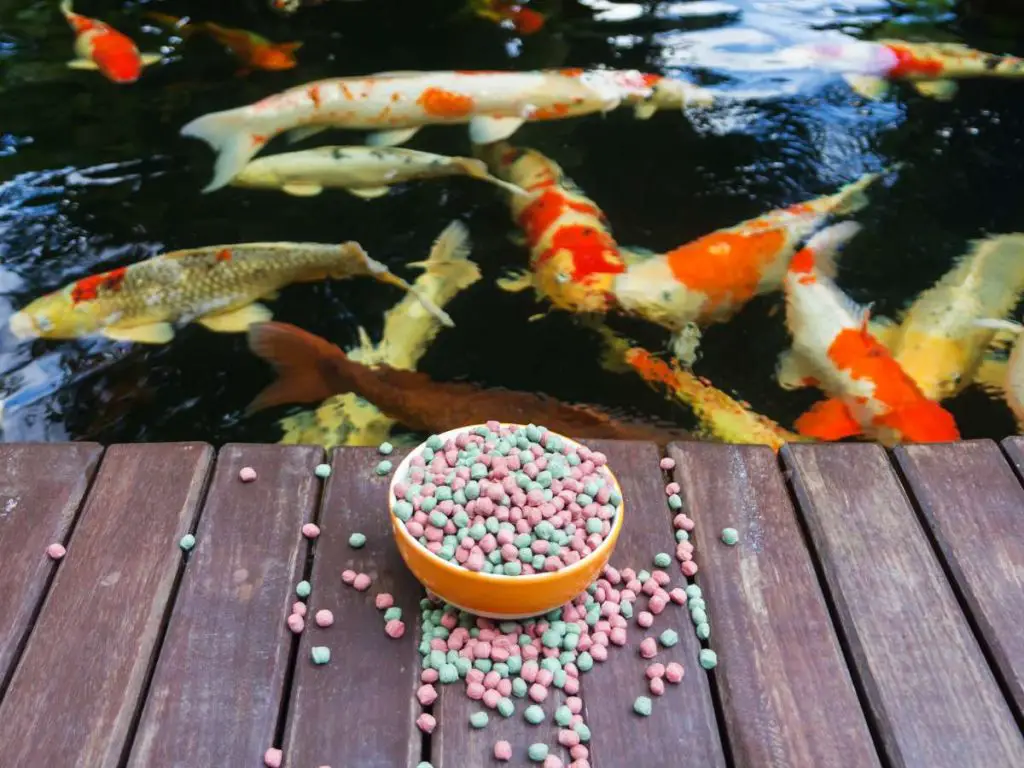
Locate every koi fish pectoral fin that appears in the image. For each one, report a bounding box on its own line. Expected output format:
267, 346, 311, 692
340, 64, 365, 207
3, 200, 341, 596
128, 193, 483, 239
346, 186, 392, 200
496, 270, 534, 293
365, 126, 421, 147
140, 53, 163, 66
775, 350, 818, 390
102, 322, 175, 345
67, 59, 101, 70
282, 182, 325, 197
198, 303, 274, 333
634, 102, 658, 120
286, 125, 328, 145
842, 74, 891, 101
794, 398, 863, 441
469, 116, 526, 145
670, 323, 703, 368
912, 79, 958, 101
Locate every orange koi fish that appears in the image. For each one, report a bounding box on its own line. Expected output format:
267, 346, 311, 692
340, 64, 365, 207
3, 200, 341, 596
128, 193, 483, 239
781, 223, 960, 445
612, 171, 881, 362
472, 0, 547, 35
146, 12, 302, 75
485, 142, 626, 314
60, 0, 161, 84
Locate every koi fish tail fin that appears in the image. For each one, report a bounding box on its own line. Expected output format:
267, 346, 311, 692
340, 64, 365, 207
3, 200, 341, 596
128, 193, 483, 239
799, 221, 863, 279
829, 170, 885, 216
973, 318, 1024, 334
180, 107, 266, 192
794, 398, 863, 441
245, 321, 351, 414
59, 0, 73, 16
407, 220, 474, 272
453, 158, 529, 196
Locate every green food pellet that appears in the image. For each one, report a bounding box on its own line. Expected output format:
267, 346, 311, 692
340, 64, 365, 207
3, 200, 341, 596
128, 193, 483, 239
485, 516, 500, 534
455, 657, 472, 677
721, 527, 740, 545
416, 763, 433, 768
633, 695, 653, 716
562, 633, 579, 651
574, 722, 591, 742
348, 532, 367, 548
383, 607, 402, 621
465, 481, 480, 500
437, 487, 453, 502
504, 561, 523, 576
469, 523, 487, 541
541, 630, 562, 648
653, 552, 672, 568
378, 441, 394, 455
295, 580, 311, 598
527, 743, 549, 762
676, 529, 689, 542
696, 622, 711, 640
311, 646, 331, 665
497, 697, 515, 717
178, 534, 196, 551
637, 570, 651, 583
494, 662, 509, 677
552, 669, 567, 688
421, 497, 437, 513
558, 651, 576, 667
540, 658, 560, 673
524, 704, 545, 724
576, 493, 593, 506
426, 434, 443, 450
689, 597, 706, 612
439, 663, 459, 684
375, 460, 392, 475
585, 518, 603, 534
660, 629, 680, 647
507, 656, 523, 674
554, 705, 573, 726
608, 490, 622, 506
700, 648, 719, 669
685, 584, 702, 599
469, 711, 489, 729
691, 608, 708, 625
621, 601, 634, 618
434, 627, 451, 640
314, 463, 332, 478
429, 649, 446, 668
393, 501, 413, 521
667, 493, 683, 510
474, 659, 493, 673
471, 462, 488, 480
512, 677, 528, 697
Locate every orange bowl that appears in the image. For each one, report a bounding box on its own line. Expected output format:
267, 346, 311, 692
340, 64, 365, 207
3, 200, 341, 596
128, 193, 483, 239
389, 424, 624, 619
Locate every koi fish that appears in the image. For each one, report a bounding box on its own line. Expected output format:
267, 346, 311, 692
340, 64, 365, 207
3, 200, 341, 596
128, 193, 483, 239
230, 145, 527, 199
180, 68, 715, 192
612, 171, 882, 362
246, 321, 692, 444
145, 12, 302, 74
471, 0, 547, 35
973, 319, 1024, 431
781, 223, 960, 445
484, 142, 627, 314
8, 242, 451, 345
60, 0, 161, 84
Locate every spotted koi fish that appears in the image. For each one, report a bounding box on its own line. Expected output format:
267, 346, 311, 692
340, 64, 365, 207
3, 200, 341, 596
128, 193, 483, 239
181, 69, 715, 193
8, 243, 451, 345
483, 142, 627, 314
61, 0, 161, 84
781, 223, 960, 445
612, 171, 882, 362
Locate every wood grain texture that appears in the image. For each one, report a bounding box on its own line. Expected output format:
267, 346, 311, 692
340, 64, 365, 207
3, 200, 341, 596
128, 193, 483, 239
894, 440, 1024, 719
581, 440, 726, 768
667, 442, 880, 767
282, 448, 424, 768
783, 443, 1024, 768
0, 443, 102, 699
128, 444, 324, 768
0, 443, 212, 767
1001, 436, 1024, 479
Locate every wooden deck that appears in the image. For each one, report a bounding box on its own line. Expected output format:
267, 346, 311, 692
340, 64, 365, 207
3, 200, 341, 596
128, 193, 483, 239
0, 439, 1022, 767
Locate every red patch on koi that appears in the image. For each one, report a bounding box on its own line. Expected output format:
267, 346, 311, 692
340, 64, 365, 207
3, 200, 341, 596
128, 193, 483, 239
216, 249, 232, 262
251, 134, 269, 148
71, 267, 127, 304
307, 85, 322, 108
539, 225, 625, 282
885, 44, 944, 78
532, 103, 570, 120
417, 87, 475, 117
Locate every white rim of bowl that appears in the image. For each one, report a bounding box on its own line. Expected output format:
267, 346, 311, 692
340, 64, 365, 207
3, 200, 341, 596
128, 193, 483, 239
388, 423, 624, 584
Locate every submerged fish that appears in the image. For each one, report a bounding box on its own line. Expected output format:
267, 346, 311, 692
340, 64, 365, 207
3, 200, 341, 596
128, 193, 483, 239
246, 321, 692, 445
471, 0, 547, 35
781, 223, 960, 445
231, 145, 527, 199
60, 0, 160, 84
146, 12, 302, 74
9, 242, 450, 345
180, 68, 715, 192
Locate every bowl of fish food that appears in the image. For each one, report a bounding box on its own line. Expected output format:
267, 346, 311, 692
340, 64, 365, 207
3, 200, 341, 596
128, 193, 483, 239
388, 422, 624, 619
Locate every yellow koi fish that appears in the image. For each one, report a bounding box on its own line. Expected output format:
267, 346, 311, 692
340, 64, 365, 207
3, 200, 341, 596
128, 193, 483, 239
9, 242, 450, 345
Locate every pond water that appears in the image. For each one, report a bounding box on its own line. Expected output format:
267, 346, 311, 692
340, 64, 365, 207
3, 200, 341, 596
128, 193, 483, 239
0, 0, 1021, 444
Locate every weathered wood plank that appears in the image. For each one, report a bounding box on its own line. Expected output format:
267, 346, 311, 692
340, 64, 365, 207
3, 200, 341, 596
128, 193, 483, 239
1001, 436, 1024, 479
0, 443, 212, 767
667, 442, 880, 768
783, 443, 1024, 768
581, 440, 726, 768
0, 443, 102, 699
894, 440, 1024, 719
283, 448, 424, 768
128, 444, 324, 768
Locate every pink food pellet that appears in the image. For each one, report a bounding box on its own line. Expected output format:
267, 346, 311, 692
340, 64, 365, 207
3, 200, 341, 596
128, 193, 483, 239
301, 523, 320, 539
544, 756, 563, 768
649, 596, 667, 615
571, 745, 589, 760
639, 637, 658, 659
609, 627, 627, 646
494, 740, 513, 761
240, 467, 257, 483
563, 676, 580, 695
536, 668, 554, 687
529, 683, 548, 702
669, 588, 687, 605
649, 677, 666, 696
384, 619, 405, 638
482, 689, 501, 708
263, 748, 282, 768
496, 678, 512, 697
45, 543, 66, 560
286, 613, 305, 634
566, 696, 583, 714
681, 560, 699, 577
559, 728, 581, 747
421, 669, 439, 683
315, 609, 334, 628
291, 601, 307, 617
352, 573, 372, 591
637, 611, 654, 628
666, 662, 685, 683
341, 570, 356, 584
665, 482, 680, 495
375, 593, 394, 610
660, 457, 676, 470
466, 682, 485, 700
646, 662, 666, 679
416, 713, 437, 734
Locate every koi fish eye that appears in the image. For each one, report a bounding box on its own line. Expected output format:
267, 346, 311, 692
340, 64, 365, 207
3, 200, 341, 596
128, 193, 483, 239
555, 272, 570, 284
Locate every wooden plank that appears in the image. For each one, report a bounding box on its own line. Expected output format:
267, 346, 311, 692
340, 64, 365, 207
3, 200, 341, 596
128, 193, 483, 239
894, 440, 1024, 719
128, 444, 324, 768
1002, 436, 1024, 479
0, 443, 212, 767
0, 443, 102, 699
580, 440, 726, 768
667, 442, 881, 767
783, 443, 1024, 768
283, 448, 424, 768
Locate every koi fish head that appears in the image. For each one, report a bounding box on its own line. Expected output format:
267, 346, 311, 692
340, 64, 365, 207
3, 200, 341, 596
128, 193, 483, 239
534, 247, 617, 313
90, 32, 144, 83
890, 330, 970, 401
644, 76, 716, 110
251, 42, 302, 71
9, 291, 107, 340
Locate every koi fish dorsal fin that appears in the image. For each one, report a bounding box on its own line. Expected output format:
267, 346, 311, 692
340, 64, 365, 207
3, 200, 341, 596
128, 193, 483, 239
794, 398, 863, 441
913, 80, 958, 101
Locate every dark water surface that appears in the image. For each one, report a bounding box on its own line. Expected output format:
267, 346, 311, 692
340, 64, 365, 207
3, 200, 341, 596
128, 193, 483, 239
0, 0, 1021, 443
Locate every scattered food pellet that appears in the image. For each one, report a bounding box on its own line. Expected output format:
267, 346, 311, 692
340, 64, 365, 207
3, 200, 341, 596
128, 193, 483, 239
699, 648, 719, 669
296, 580, 311, 598
348, 532, 367, 549
352, 573, 372, 591
310, 646, 331, 665
375, 593, 394, 610
721, 527, 739, 546
653, 552, 671, 568
665, 662, 685, 683
497, 697, 515, 717
524, 704, 545, 724
416, 763, 433, 768
469, 711, 489, 729
659, 629, 679, 648
239, 467, 257, 483
46, 542, 66, 560
494, 740, 513, 761
314, 463, 332, 479
416, 713, 437, 733
375, 460, 393, 475
633, 695, 653, 717
378, 441, 394, 455
178, 534, 196, 552
315, 609, 334, 628
649, 677, 666, 696
384, 619, 406, 638
302, 523, 321, 539
696, 622, 711, 640
382, 605, 401, 621
528, 743, 549, 762
341, 569, 356, 584
639, 637, 658, 659
263, 747, 282, 768
292, 601, 307, 617
659, 457, 675, 470
286, 614, 305, 634
543, 756, 563, 768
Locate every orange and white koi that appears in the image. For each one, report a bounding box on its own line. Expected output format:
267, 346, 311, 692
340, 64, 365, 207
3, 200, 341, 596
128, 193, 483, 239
8, 242, 450, 346
484, 142, 626, 314
471, 0, 547, 35
781, 223, 960, 445
180, 68, 715, 192
146, 13, 302, 75
60, 0, 160, 84
612, 171, 881, 361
